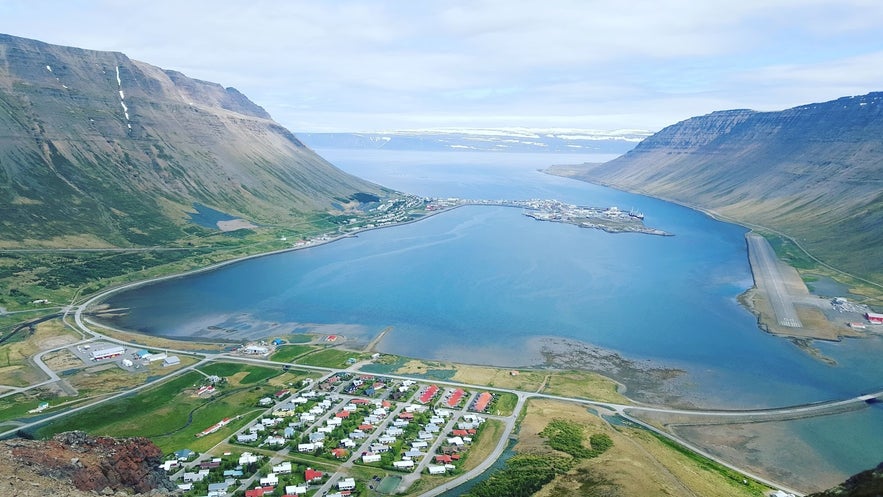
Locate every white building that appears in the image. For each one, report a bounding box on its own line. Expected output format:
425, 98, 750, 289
338, 478, 356, 491
163, 355, 181, 367
286, 484, 309, 495
90, 346, 126, 361
362, 453, 381, 463
272, 461, 292, 474
259, 473, 278, 486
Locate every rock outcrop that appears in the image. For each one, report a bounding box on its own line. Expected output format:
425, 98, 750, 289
3, 431, 175, 496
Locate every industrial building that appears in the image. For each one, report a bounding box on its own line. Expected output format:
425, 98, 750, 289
90, 346, 125, 361
866, 312, 883, 324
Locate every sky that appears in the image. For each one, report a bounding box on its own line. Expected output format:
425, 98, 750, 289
4, 0, 883, 133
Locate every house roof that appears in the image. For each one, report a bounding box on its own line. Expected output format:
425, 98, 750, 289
305, 468, 323, 481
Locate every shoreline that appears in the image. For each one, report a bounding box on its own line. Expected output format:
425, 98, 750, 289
79, 203, 466, 313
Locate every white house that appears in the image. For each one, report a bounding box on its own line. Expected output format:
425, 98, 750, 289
259, 473, 278, 486
237, 433, 258, 443
272, 461, 292, 474
298, 443, 316, 452
239, 452, 258, 465
447, 436, 465, 446
362, 453, 382, 463
338, 478, 356, 491
393, 460, 415, 469
264, 435, 286, 446
427, 465, 447, 475
286, 484, 309, 495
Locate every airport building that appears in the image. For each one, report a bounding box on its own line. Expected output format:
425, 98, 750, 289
90, 346, 125, 361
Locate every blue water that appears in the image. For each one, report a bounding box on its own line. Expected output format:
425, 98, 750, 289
98, 150, 883, 482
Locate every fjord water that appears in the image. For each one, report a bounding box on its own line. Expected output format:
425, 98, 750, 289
101, 150, 883, 482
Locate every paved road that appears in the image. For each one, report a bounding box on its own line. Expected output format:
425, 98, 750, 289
747, 233, 802, 328
7, 290, 882, 496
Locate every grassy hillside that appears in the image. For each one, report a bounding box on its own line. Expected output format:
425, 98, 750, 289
547, 93, 883, 288
0, 33, 391, 249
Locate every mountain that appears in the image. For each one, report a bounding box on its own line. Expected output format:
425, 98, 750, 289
546, 93, 883, 284
298, 128, 652, 155
0, 33, 388, 248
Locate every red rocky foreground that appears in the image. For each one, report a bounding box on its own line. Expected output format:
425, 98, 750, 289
3, 431, 175, 496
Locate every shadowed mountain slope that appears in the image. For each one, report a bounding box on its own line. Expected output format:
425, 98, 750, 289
547, 93, 883, 284
0, 33, 388, 247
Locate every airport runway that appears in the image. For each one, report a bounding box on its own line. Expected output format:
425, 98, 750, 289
747, 233, 802, 328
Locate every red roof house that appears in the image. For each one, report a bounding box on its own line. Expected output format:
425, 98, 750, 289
305, 468, 323, 482
419, 385, 439, 404
473, 392, 493, 412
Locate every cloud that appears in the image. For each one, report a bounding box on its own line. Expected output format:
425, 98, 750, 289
3, 0, 883, 131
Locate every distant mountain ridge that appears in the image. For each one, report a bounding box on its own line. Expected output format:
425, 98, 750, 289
298, 128, 652, 154
0, 33, 387, 248
547, 92, 883, 284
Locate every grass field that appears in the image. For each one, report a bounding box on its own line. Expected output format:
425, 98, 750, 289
488, 392, 518, 417
198, 362, 281, 384
298, 348, 365, 368
33, 367, 292, 453
460, 419, 505, 472
515, 398, 770, 497
270, 344, 315, 363
541, 370, 629, 404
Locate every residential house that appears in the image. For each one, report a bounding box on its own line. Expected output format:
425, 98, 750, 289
272, 461, 292, 474
338, 478, 356, 491
362, 453, 381, 463
304, 468, 324, 483
237, 433, 258, 443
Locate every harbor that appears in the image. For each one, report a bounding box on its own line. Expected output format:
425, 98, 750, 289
428, 197, 671, 236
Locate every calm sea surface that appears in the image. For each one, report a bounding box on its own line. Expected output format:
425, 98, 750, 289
99, 150, 883, 482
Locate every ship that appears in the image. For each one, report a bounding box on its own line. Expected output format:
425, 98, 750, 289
628, 208, 645, 220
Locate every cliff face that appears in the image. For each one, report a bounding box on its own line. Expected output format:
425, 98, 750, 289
0, 33, 387, 248
807, 461, 883, 497
548, 93, 883, 283
3, 431, 174, 495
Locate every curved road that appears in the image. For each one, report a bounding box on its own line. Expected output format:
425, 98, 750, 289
4, 289, 878, 496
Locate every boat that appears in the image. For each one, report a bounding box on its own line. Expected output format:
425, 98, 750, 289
628, 208, 645, 220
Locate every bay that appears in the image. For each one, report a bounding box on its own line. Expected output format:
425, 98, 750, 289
97, 149, 883, 487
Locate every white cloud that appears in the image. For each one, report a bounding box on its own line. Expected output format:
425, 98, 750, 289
3, 0, 882, 131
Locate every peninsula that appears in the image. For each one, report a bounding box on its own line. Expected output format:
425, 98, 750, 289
428, 198, 671, 236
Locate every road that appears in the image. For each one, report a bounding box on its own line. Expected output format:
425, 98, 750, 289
747, 233, 802, 328
5, 287, 882, 496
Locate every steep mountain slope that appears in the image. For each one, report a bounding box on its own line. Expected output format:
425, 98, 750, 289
0, 33, 388, 248
547, 93, 883, 284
